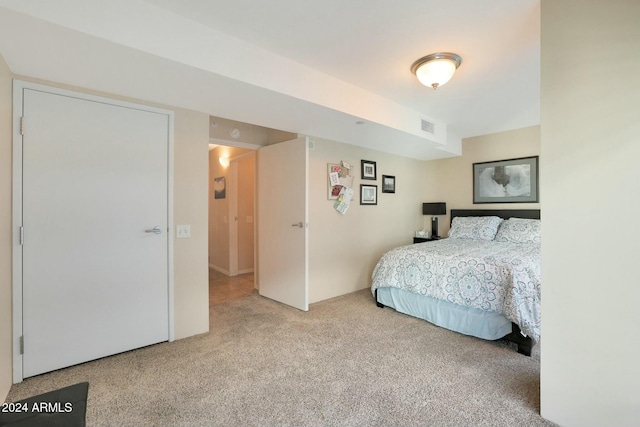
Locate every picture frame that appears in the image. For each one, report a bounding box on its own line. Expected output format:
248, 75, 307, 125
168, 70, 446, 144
213, 176, 226, 199
382, 175, 395, 193
327, 163, 354, 200
360, 184, 377, 205
473, 156, 539, 204
328, 163, 343, 200
360, 160, 377, 180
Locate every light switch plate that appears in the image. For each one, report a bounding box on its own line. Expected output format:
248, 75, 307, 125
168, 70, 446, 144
176, 225, 191, 239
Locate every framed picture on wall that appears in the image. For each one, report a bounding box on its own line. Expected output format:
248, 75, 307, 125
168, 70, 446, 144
361, 160, 377, 180
213, 176, 226, 199
473, 156, 539, 203
360, 184, 377, 205
327, 163, 354, 200
382, 175, 395, 193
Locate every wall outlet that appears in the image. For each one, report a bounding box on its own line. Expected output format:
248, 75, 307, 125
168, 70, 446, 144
176, 225, 191, 239
246, 216, 253, 223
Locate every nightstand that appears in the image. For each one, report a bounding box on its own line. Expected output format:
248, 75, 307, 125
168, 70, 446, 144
413, 237, 441, 244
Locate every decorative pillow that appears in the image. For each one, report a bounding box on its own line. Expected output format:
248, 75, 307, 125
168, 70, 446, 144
494, 218, 541, 244
448, 216, 503, 240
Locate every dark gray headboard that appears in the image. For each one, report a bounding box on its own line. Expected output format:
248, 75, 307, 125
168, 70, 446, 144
450, 209, 540, 226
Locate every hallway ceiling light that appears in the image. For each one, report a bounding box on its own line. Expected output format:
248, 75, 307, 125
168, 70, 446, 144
411, 52, 462, 90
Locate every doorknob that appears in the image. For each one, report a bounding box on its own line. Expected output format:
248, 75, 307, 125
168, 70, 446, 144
291, 222, 304, 228
145, 226, 162, 235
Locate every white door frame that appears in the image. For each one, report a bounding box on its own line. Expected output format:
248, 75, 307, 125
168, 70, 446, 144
11, 80, 175, 383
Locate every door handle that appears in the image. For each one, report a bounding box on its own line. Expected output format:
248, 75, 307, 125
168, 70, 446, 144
145, 226, 162, 235
291, 222, 304, 228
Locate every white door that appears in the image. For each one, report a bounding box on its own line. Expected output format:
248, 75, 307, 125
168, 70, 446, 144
229, 153, 256, 276
257, 137, 308, 311
18, 84, 171, 378
228, 157, 239, 276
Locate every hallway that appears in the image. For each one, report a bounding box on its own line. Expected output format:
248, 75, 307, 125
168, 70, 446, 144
209, 268, 256, 306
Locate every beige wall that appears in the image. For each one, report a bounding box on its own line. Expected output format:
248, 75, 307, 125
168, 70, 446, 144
171, 108, 210, 340
540, 1, 640, 426
0, 55, 13, 401
308, 137, 435, 303
0, 74, 210, 398
209, 146, 230, 272
427, 126, 541, 236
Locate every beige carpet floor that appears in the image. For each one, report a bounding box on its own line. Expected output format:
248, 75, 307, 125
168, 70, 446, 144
5, 289, 556, 426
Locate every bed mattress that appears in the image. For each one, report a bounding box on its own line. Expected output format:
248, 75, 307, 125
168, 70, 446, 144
371, 238, 541, 342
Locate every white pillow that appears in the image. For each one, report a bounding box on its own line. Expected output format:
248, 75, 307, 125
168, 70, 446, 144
494, 218, 541, 244
448, 216, 503, 241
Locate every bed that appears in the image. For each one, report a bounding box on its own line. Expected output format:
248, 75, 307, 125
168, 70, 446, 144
371, 209, 540, 356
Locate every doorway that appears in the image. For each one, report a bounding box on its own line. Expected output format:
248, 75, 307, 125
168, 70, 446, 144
208, 145, 256, 305
206, 117, 300, 310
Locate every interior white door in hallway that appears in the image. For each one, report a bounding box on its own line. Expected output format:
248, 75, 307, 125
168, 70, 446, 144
228, 152, 255, 276
257, 137, 308, 311
14, 82, 173, 380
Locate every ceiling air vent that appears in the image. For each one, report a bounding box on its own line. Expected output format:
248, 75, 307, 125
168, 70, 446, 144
421, 118, 435, 134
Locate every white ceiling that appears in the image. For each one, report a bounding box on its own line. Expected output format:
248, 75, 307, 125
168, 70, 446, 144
0, 0, 540, 160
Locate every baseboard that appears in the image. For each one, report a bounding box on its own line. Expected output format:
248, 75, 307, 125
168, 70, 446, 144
209, 264, 230, 276
209, 265, 254, 277
0, 380, 9, 406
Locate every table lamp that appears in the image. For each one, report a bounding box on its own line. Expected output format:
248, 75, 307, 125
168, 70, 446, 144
422, 202, 447, 238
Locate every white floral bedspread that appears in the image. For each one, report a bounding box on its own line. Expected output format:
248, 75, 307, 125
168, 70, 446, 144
371, 239, 541, 342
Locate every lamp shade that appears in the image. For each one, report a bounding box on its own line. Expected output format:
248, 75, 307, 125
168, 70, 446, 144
422, 202, 446, 215
411, 53, 462, 89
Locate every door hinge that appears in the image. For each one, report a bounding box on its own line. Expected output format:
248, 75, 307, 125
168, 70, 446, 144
19, 226, 24, 245
19, 336, 24, 354
20, 116, 25, 136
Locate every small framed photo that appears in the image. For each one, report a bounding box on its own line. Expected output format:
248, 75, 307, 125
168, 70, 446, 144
360, 184, 377, 205
361, 160, 377, 180
382, 175, 395, 193
213, 176, 226, 199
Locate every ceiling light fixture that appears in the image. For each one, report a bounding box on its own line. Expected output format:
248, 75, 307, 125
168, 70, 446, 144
411, 52, 462, 90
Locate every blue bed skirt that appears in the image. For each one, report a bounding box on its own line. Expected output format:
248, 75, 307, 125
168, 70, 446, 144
375, 287, 512, 341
